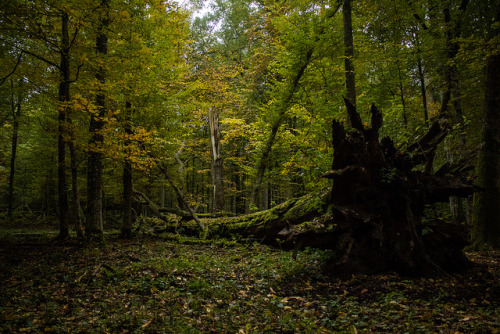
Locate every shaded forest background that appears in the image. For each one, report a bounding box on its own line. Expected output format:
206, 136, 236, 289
0, 0, 499, 248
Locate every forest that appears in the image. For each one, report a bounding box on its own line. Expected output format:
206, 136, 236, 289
0, 0, 499, 332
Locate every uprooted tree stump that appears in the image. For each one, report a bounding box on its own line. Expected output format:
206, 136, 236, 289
141, 99, 476, 276
279, 99, 476, 275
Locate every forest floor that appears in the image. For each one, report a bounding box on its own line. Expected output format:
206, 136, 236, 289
0, 224, 499, 333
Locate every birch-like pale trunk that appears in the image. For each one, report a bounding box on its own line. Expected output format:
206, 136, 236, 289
209, 106, 224, 212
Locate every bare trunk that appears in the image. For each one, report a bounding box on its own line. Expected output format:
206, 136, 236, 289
57, 12, 70, 239
7, 79, 21, 222
209, 106, 224, 212
68, 127, 84, 238
417, 57, 429, 122
343, 0, 356, 112
443, 4, 468, 223
122, 101, 133, 238
86, 0, 109, 241
471, 11, 500, 248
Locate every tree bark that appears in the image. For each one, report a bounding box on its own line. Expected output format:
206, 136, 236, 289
86, 0, 109, 241
343, 0, 356, 111
7, 78, 21, 222
122, 101, 133, 238
471, 12, 500, 249
417, 56, 429, 122
209, 106, 224, 212
68, 123, 84, 238
57, 12, 71, 240
443, 3, 469, 223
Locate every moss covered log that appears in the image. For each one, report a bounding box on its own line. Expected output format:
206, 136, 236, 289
149, 192, 328, 246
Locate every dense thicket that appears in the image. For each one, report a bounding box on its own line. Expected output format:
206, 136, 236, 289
0, 0, 498, 249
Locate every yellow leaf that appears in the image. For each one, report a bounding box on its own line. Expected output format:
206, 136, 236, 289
141, 319, 152, 328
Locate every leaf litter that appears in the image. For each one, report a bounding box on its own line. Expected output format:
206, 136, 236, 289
0, 233, 498, 333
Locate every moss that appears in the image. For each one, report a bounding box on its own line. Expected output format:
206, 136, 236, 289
282, 192, 327, 223
143, 193, 326, 242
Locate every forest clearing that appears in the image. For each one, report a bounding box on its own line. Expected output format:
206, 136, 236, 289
0, 227, 499, 333
1, 0, 500, 332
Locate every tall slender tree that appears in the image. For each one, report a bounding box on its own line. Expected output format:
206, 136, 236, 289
343, 0, 356, 112
7, 78, 22, 222
121, 100, 133, 238
86, 0, 109, 240
471, 6, 500, 249
56, 10, 71, 239
209, 106, 224, 212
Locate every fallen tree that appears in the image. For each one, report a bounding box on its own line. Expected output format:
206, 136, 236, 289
139, 100, 476, 275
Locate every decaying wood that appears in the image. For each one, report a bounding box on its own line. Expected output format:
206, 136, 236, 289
209, 106, 224, 212
283, 100, 475, 275
139, 100, 477, 276
147, 192, 328, 243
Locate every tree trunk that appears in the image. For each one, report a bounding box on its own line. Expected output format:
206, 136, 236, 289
248, 49, 313, 212
417, 56, 429, 122
397, 66, 407, 127
57, 12, 70, 240
7, 78, 21, 222
68, 124, 84, 238
209, 106, 224, 212
147, 192, 327, 242
471, 33, 500, 249
247, 4, 342, 211
122, 101, 133, 238
248, 120, 279, 213
343, 0, 356, 111
86, 0, 109, 241
443, 3, 469, 223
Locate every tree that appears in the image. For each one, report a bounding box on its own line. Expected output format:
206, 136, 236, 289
247, 1, 343, 211
121, 101, 134, 238
343, 0, 356, 110
209, 106, 224, 212
56, 10, 72, 239
471, 5, 500, 249
86, 0, 109, 241
7, 78, 23, 222
0, 0, 90, 239
0, 0, 494, 257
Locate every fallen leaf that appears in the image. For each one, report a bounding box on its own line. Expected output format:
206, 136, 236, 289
141, 319, 152, 328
